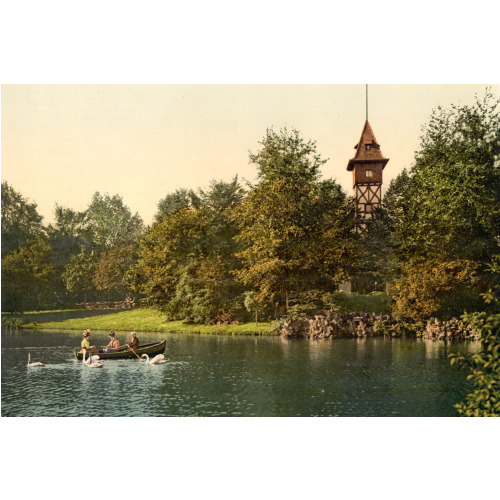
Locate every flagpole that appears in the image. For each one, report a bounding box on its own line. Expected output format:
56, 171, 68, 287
366, 84, 368, 122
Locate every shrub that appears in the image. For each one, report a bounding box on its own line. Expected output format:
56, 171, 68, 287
450, 308, 500, 416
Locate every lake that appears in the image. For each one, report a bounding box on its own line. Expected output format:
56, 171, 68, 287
1, 328, 478, 417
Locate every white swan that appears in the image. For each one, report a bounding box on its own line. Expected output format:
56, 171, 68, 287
28, 353, 45, 367
141, 353, 167, 365
82, 349, 103, 368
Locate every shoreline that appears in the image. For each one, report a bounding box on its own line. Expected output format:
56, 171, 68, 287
2, 308, 274, 336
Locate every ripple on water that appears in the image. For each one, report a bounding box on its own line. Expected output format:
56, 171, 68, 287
1, 332, 478, 417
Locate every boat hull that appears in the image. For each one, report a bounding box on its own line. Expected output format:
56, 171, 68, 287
74, 340, 166, 360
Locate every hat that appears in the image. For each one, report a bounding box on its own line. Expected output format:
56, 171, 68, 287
130, 331, 136, 336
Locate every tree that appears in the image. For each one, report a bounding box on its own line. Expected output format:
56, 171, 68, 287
1, 182, 44, 256
1, 239, 56, 311
61, 251, 97, 301
233, 128, 357, 311
198, 176, 245, 213
155, 188, 198, 221
393, 260, 482, 320
131, 178, 245, 323
84, 192, 143, 251
392, 91, 500, 320
351, 212, 395, 293
383, 168, 411, 231
47, 192, 144, 302
94, 243, 139, 297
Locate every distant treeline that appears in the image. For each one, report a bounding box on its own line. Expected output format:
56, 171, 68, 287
2, 92, 500, 324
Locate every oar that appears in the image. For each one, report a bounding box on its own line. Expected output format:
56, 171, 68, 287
127, 345, 142, 360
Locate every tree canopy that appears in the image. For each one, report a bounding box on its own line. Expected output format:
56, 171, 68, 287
1, 181, 44, 257
131, 178, 245, 323
233, 127, 357, 310
392, 91, 500, 319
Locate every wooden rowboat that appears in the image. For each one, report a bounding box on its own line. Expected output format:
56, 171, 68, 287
73, 340, 166, 360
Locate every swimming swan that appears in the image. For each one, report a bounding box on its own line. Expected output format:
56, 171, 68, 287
82, 349, 103, 368
141, 353, 167, 364
28, 353, 45, 367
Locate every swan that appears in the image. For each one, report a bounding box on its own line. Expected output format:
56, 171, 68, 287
82, 349, 103, 368
27, 353, 45, 367
141, 353, 167, 365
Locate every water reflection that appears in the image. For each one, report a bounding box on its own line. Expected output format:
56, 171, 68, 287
2, 328, 480, 417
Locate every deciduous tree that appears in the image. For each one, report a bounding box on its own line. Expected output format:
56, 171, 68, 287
233, 128, 357, 311
393, 91, 500, 319
1, 182, 44, 256
131, 178, 245, 322
1, 239, 56, 311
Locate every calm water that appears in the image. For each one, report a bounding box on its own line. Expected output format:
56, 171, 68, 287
1, 328, 478, 417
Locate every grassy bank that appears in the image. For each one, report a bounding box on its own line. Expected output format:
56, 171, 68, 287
6, 308, 273, 335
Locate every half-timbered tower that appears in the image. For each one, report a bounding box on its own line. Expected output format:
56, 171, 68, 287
347, 121, 389, 219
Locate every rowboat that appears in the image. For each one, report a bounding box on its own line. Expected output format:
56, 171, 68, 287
73, 340, 166, 360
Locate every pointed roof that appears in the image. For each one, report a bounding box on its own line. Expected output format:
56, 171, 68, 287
347, 121, 389, 171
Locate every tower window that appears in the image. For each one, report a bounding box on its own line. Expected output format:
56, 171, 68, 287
365, 170, 373, 178
365, 204, 373, 213
366, 145, 371, 150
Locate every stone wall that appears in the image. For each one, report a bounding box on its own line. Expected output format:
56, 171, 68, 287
280, 312, 390, 339
278, 312, 482, 341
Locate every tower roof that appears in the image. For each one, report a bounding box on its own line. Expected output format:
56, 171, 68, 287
347, 120, 389, 171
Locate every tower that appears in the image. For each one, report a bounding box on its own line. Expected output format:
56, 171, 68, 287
346, 121, 389, 219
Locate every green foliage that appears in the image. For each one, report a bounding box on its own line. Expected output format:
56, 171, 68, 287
392, 91, 500, 320
49, 192, 144, 254
1, 315, 24, 328
382, 168, 411, 230
450, 305, 500, 416
323, 292, 392, 314
44, 192, 144, 303
286, 303, 319, 318
393, 259, 482, 320
197, 176, 245, 213
233, 127, 357, 309
1, 181, 44, 257
1, 239, 57, 312
351, 212, 395, 293
155, 188, 197, 221
131, 178, 245, 323
94, 243, 139, 296
85, 192, 144, 251
61, 251, 97, 296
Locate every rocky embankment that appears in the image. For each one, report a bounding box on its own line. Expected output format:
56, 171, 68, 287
422, 317, 479, 341
280, 313, 390, 339
279, 312, 481, 340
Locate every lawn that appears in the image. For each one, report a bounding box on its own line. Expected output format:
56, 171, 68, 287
12, 308, 274, 335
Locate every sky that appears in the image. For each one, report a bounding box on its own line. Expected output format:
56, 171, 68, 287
2, 84, 499, 226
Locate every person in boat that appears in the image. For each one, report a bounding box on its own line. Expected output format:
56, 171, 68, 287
80, 330, 98, 353
125, 331, 139, 351
101, 331, 120, 352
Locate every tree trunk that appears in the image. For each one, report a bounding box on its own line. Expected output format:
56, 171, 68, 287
255, 308, 258, 326
285, 289, 289, 312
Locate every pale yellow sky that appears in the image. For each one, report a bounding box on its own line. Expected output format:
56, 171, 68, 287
2, 84, 499, 225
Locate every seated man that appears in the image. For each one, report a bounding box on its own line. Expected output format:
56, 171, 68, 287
125, 331, 139, 351
101, 331, 120, 352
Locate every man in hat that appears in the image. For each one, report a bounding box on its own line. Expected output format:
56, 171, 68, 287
80, 329, 97, 353
101, 331, 120, 352
125, 331, 139, 351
